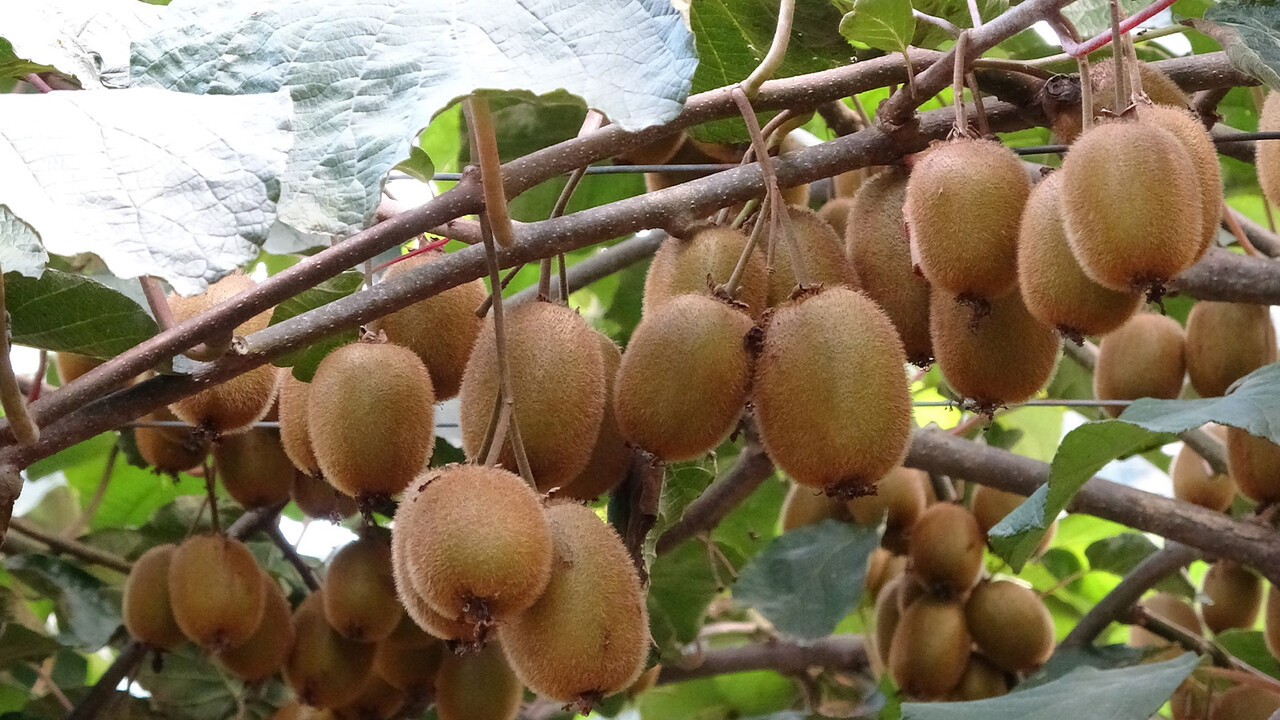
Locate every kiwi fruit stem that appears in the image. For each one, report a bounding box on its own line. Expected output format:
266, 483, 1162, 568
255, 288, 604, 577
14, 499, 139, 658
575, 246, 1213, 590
722, 204, 769, 300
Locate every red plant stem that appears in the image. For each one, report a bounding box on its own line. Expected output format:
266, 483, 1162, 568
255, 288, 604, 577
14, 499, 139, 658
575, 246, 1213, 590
373, 236, 451, 273
27, 351, 47, 403
1063, 0, 1179, 57
24, 74, 53, 93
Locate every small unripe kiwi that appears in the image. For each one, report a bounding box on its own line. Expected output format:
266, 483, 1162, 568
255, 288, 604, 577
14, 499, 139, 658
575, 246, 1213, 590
308, 342, 435, 499
614, 295, 753, 461
285, 590, 376, 709
1185, 302, 1277, 398
754, 287, 912, 497
1060, 120, 1202, 293
1260, 93, 1280, 209
908, 503, 984, 595
168, 273, 279, 434
866, 548, 907, 600
1017, 172, 1142, 339
371, 616, 445, 694
500, 503, 650, 705
1201, 561, 1262, 635
817, 197, 856, 238
970, 485, 1058, 553
434, 641, 523, 720
55, 352, 101, 385
847, 467, 928, 554
1226, 427, 1280, 504
904, 138, 1030, 300
292, 471, 357, 521
1208, 685, 1280, 720
333, 675, 406, 720
964, 580, 1055, 672
560, 334, 629, 500
394, 464, 553, 625
888, 597, 972, 699
931, 288, 1061, 411
278, 370, 320, 477
169, 534, 266, 651
389, 516, 485, 646
643, 226, 768, 319
1092, 59, 1191, 117
780, 483, 850, 532
1094, 313, 1186, 417
1170, 442, 1237, 512
1134, 105, 1222, 259
214, 428, 295, 509
218, 573, 295, 682
951, 654, 1009, 701
1129, 592, 1203, 648
135, 407, 209, 477
122, 544, 186, 650
324, 533, 403, 643
846, 168, 932, 365
873, 575, 904, 668
1265, 583, 1280, 660
367, 252, 486, 401
767, 206, 859, 306
459, 301, 605, 491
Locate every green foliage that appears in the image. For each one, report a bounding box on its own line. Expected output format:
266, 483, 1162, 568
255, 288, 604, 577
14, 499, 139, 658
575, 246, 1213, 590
4, 271, 157, 358
1202, 0, 1280, 90
837, 0, 916, 56
269, 270, 364, 380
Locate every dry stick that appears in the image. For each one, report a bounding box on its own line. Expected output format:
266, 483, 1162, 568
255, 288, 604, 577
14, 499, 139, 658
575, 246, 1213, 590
1064, 0, 1179, 57
657, 634, 867, 685
0, 268, 37, 447
817, 100, 867, 136
966, 0, 985, 28
6, 517, 132, 573
138, 277, 231, 362
1062, 542, 1199, 647
27, 351, 46, 403
204, 460, 221, 535
475, 263, 526, 317
1226, 208, 1280, 257
544, 110, 605, 303
510, 232, 666, 306
1129, 603, 1269, 678
966, 72, 992, 136
655, 435, 774, 554
467, 96, 516, 248
914, 9, 963, 38
265, 523, 320, 592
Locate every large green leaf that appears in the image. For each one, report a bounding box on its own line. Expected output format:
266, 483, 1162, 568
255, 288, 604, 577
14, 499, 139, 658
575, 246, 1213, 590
1216, 629, 1280, 678
0, 206, 48, 279
3, 554, 120, 651
1117, 363, 1280, 442
1201, 0, 1280, 90
4, 270, 157, 358
1084, 535, 1195, 598
134, 646, 285, 720
0, 624, 62, 671
837, 0, 915, 55
647, 539, 723, 655
269, 271, 363, 381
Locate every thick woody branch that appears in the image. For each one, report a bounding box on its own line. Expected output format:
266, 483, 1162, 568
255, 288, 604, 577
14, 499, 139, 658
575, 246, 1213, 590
657, 635, 868, 685
656, 436, 775, 555
1170, 247, 1280, 304
509, 232, 666, 306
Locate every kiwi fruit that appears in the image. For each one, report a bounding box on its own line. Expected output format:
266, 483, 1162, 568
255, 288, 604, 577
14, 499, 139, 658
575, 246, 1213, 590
218, 572, 295, 682
1092, 59, 1191, 117
1259, 93, 1280, 209
904, 138, 1030, 301
754, 287, 912, 498
1094, 313, 1186, 417
54, 352, 101, 385
135, 406, 209, 477
888, 597, 972, 699
1017, 172, 1142, 340
371, 616, 445, 694
834, 166, 876, 198
817, 197, 856, 238
278, 370, 320, 477
951, 654, 1010, 701
643, 226, 768, 319
394, 464, 552, 625
1265, 583, 1280, 660
616, 131, 686, 166
1171, 442, 1237, 512
367, 251, 486, 401
434, 641, 523, 720
213, 428, 295, 509
499, 502, 650, 705
1208, 685, 1280, 720
389, 514, 485, 646
1201, 561, 1262, 634
333, 675, 406, 720
1226, 427, 1280, 504
846, 168, 933, 365
873, 575, 904, 668
168, 273, 279, 434
780, 483, 851, 531
122, 544, 185, 650
1060, 120, 1202, 293
614, 295, 753, 461
285, 590, 376, 709
767, 205, 859, 306
931, 288, 1061, 411
1134, 105, 1222, 259
292, 470, 358, 520
866, 548, 907, 600
964, 580, 1055, 672
560, 333, 629, 500
323, 533, 403, 642
969, 485, 1058, 552
847, 466, 928, 554
308, 341, 436, 499
459, 301, 606, 491
1129, 592, 1203, 648
643, 136, 741, 193
909, 503, 984, 594
628, 664, 662, 697
1185, 302, 1277, 398
169, 534, 265, 651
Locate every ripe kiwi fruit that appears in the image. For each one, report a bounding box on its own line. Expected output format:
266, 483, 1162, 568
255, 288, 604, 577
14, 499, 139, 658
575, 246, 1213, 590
169, 534, 265, 651
951, 654, 1009, 701
278, 370, 320, 477
834, 166, 877, 198
285, 590, 376, 709
1092, 59, 1191, 117
459, 301, 605, 491
1260, 93, 1280, 208
389, 514, 485, 647
964, 579, 1055, 672
1017, 172, 1141, 340
1208, 685, 1280, 720
1134, 104, 1222, 259
135, 406, 209, 477
434, 641, 523, 720
371, 616, 445, 694
817, 197, 856, 238
1185, 302, 1277, 398
323, 533, 403, 642
873, 575, 904, 668
1171, 442, 1237, 512
308, 341, 436, 499
780, 483, 851, 532
866, 548, 907, 600
1060, 120, 1202, 294
213, 428, 295, 509
767, 205, 859, 306
970, 485, 1058, 550
559, 333, 629, 500
1201, 561, 1262, 634
614, 294, 753, 461
500, 502, 650, 706
846, 466, 928, 554
1129, 592, 1203, 648
292, 471, 357, 521
846, 168, 933, 365
754, 287, 913, 498
54, 352, 101, 385
168, 273, 279, 434
218, 572, 295, 682
643, 225, 768, 319
334, 675, 406, 720
888, 597, 972, 699
904, 138, 1030, 302
1093, 313, 1186, 417
931, 288, 1061, 412
908, 503, 984, 595
394, 464, 552, 625
122, 543, 185, 650
1226, 427, 1280, 504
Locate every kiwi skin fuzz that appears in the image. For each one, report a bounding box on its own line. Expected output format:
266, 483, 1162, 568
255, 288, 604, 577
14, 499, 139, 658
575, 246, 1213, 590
277, 370, 320, 477
372, 616, 445, 694
1170, 442, 1237, 513
560, 333, 630, 500
122, 544, 186, 651
323, 534, 403, 643
1260, 93, 1280, 209
213, 428, 295, 509
389, 509, 486, 647
780, 483, 851, 531
168, 534, 266, 652
964, 580, 1055, 672
135, 406, 208, 477
817, 197, 856, 238
285, 590, 375, 710
1226, 426, 1280, 504
767, 205, 860, 306
1093, 313, 1186, 418
1207, 684, 1280, 720
908, 503, 985, 595
1135, 104, 1222, 259
292, 471, 357, 521
754, 287, 912, 498
644, 226, 768, 319
889, 597, 972, 700
434, 641, 523, 720
970, 485, 1058, 553
217, 572, 295, 682
846, 466, 928, 554
55, 352, 102, 385
951, 654, 1010, 701
1185, 301, 1277, 398
1201, 561, 1262, 635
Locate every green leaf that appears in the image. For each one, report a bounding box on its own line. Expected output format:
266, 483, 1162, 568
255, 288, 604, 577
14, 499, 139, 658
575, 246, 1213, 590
4, 270, 157, 358
0, 205, 49, 279
134, 646, 283, 720
1084, 535, 1195, 598
1118, 363, 1280, 443
838, 0, 915, 54
269, 271, 364, 381
1020, 644, 1149, 689
0, 624, 62, 670
712, 475, 786, 568
1216, 630, 1280, 678
1200, 0, 1280, 90
3, 554, 120, 651
647, 539, 723, 655
733, 519, 880, 638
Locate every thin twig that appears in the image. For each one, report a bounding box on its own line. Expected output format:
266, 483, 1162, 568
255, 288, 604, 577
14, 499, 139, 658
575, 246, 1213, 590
65, 444, 119, 539
27, 351, 47, 403
742, 0, 796, 97
1109, 0, 1129, 113
1064, 0, 1179, 57
656, 434, 774, 554
952, 32, 972, 135
658, 635, 867, 685
914, 10, 963, 37
466, 96, 516, 248
265, 522, 320, 592
6, 517, 132, 573
1222, 199, 1260, 256
65, 641, 148, 720
722, 202, 769, 299
1061, 542, 1199, 648
23, 74, 53, 93
475, 263, 526, 317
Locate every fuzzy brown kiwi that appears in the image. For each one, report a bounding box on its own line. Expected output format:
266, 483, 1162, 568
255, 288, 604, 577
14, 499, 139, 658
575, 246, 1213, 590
122, 544, 186, 650
1201, 561, 1262, 635
168, 273, 279, 434
1060, 121, 1202, 294
214, 428, 295, 509
1094, 313, 1186, 417
964, 580, 1055, 672
904, 138, 1030, 302
278, 370, 320, 477
866, 549, 907, 601
54, 352, 101, 385
874, 575, 904, 668
616, 131, 687, 166
371, 616, 445, 694
389, 511, 485, 647
780, 483, 851, 532
292, 471, 357, 521
833, 166, 877, 198
499, 502, 650, 706
324, 533, 403, 643
135, 407, 209, 477
1226, 427, 1280, 504
767, 206, 860, 306
333, 675, 406, 720
1091, 59, 1191, 117
285, 590, 376, 709
817, 197, 856, 238
395, 464, 553, 625
951, 654, 1009, 701
1129, 592, 1203, 648
754, 287, 913, 498
614, 295, 753, 461
909, 503, 984, 595
643, 226, 769, 319
846, 168, 933, 365
1208, 685, 1280, 720
1017, 173, 1142, 340
308, 342, 435, 499
847, 467, 928, 555
1185, 302, 1277, 398
969, 485, 1058, 550
1260, 93, 1280, 208
434, 641, 523, 720
559, 333, 629, 500
169, 534, 266, 651
217, 572, 295, 682
888, 597, 972, 699
1134, 104, 1222, 260
459, 301, 605, 491
1170, 442, 1237, 512
931, 288, 1061, 412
